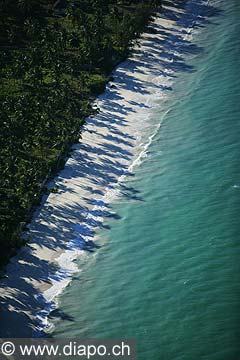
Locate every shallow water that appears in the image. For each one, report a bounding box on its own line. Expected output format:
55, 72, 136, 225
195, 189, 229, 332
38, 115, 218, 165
52, 0, 240, 358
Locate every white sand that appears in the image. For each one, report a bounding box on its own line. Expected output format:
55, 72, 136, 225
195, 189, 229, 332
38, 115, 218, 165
0, 3, 193, 337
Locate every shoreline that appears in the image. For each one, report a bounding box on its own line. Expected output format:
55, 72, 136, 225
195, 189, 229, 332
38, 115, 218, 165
0, 2, 194, 337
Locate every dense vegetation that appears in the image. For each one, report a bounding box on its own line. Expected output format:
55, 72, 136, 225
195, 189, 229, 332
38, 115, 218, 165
0, 0, 161, 266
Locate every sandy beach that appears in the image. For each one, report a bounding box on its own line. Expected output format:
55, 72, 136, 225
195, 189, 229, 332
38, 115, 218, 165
0, 3, 189, 337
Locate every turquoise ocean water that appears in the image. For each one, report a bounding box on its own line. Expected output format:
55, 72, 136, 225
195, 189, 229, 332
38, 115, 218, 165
52, 1, 240, 358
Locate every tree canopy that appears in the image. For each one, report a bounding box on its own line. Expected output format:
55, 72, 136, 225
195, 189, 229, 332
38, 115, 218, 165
0, 0, 161, 266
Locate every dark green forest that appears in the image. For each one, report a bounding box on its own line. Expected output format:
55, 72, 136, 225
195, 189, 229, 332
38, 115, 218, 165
0, 0, 161, 266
